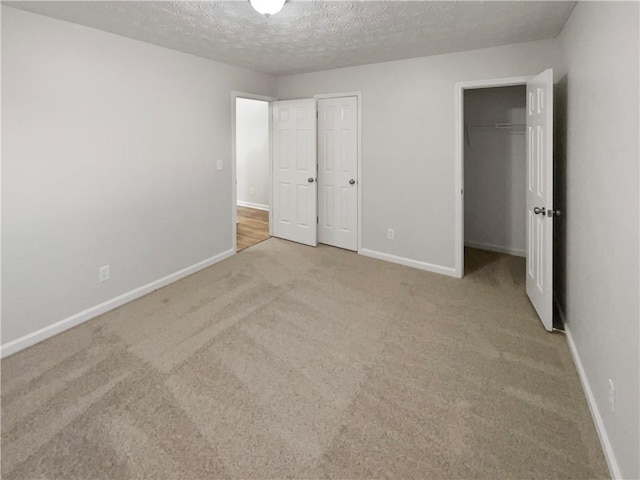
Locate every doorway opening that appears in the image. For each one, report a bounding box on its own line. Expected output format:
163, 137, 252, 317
233, 95, 273, 252
232, 92, 361, 254
463, 85, 527, 284
455, 71, 556, 332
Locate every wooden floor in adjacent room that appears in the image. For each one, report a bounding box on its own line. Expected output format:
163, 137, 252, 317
237, 206, 269, 251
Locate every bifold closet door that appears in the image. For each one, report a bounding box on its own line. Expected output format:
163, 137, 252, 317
271, 99, 317, 247
317, 96, 358, 251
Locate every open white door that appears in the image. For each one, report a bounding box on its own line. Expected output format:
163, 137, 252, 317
272, 99, 317, 247
526, 69, 554, 331
317, 96, 358, 251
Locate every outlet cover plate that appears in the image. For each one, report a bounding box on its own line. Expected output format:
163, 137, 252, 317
99, 265, 110, 283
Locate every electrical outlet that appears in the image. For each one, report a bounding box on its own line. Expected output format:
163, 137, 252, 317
217, 159, 223, 170
99, 265, 110, 283
608, 379, 615, 413
387, 228, 395, 240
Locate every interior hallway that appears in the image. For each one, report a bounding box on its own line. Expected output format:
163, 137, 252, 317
0, 241, 608, 479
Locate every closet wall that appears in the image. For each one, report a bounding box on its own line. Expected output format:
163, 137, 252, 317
464, 86, 526, 256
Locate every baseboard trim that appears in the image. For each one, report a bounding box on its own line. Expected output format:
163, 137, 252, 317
0, 248, 235, 359
464, 241, 525, 257
359, 248, 457, 278
565, 322, 621, 480
237, 200, 269, 211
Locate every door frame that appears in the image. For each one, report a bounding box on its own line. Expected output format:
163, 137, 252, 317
231, 91, 277, 253
314, 91, 363, 252
453, 76, 532, 278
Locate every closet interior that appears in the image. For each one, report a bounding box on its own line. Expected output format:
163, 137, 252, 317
463, 85, 527, 262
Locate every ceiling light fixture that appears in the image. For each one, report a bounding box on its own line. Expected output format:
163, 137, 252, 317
249, 0, 286, 16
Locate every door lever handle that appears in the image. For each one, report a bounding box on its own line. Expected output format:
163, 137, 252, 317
533, 207, 546, 215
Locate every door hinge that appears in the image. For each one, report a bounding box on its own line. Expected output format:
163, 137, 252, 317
317, 216, 319, 224
316, 111, 318, 119
461, 188, 464, 195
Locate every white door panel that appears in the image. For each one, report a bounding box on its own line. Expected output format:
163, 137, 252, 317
272, 99, 317, 246
526, 69, 554, 331
318, 96, 358, 251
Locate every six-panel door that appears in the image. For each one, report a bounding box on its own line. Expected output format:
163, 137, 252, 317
271, 99, 318, 247
317, 96, 358, 251
526, 69, 554, 331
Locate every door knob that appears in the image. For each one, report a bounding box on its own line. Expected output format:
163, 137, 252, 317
307, 177, 315, 183
349, 179, 356, 185
534, 207, 546, 215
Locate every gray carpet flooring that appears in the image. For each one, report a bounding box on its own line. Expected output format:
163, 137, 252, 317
1, 239, 608, 479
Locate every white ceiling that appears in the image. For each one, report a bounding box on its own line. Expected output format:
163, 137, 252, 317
5, 1, 576, 76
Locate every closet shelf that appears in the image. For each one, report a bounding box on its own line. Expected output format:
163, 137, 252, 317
465, 123, 525, 129
464, 122, 525, 146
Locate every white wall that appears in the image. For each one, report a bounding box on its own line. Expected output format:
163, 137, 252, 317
556, 2, 639, 478
236, 98, 269, 209
3, 5, 637, 475
464, 86, 526, 256
277, 39, 561, 273
1, 7, 276, 347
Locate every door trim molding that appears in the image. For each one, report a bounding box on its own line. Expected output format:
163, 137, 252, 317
231, 91, 277, 253
314, 92, 362, 253
453, 76, 532, 278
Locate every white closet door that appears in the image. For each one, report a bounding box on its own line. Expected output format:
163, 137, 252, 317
526, 69, 555, 331
317, 96, 358, 251
271, 99, 317, 247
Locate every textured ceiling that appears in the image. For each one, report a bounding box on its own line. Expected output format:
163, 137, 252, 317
5, 1, 576, 76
